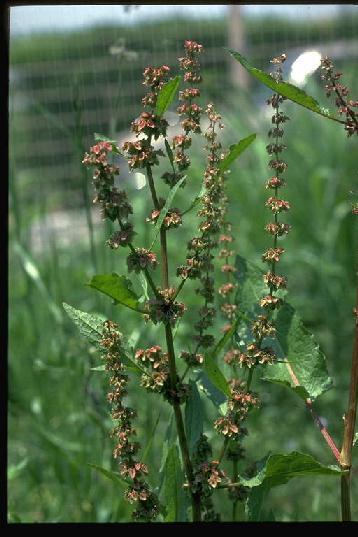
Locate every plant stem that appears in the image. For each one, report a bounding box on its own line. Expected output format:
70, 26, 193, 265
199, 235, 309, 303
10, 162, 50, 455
339, 286, 358, 521
285, 359, 340, 461
165, 323, 202, 521
146, 155, 201, 521
232, 459, 238, 521
218, 437, 229, 464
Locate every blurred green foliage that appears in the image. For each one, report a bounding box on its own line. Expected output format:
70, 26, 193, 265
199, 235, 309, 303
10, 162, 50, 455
8, 16, 358, 522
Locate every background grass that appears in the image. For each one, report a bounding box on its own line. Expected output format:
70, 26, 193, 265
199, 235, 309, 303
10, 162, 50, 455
8, 14, 358, 522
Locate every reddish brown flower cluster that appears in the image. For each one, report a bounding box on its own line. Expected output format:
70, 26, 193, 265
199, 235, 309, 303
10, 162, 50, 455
161, 40, 203, 188
180, 351, 204, 367
135, 346, 169, 394
100, 320, 160, 521
127, 248, 158, 273
321, 57, 358, 137
82, 141, 133, 224
177, 104, 228, 352
122, 139, 164, 170
147, 287, 186, 326
191, 435, 223, 521
131, 111, 168, 140
106, 223, 135, 249
142, 64, 171, 108
146, 204, 183, 230
214, 380, 259, 440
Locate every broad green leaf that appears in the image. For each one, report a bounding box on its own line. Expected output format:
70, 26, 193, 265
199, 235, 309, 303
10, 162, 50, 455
235, 255, 267, 315
228, 50, 340, 123
246, 484, 269, 521
162, 445, 186, 522
234, 256, 331, 400
263, 303, 333, 400
155, 76, 181, 117
63, 303, 143, 374
241, 451, 341, 490
87, 463, 128, 488
203, 353, 230, 398
63, 303, 105, 350
94, 132, 121, 154
87, 273, 144, 312
150, 175, 186, 249
185, 381, 204, 456
219, 133, 256, 172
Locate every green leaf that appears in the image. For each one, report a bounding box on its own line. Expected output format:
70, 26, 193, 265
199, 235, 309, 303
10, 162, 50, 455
94, 132, 121, 154
8, 459, 28, 481
63, 303, 105, 350
211, 317, 240, 358
263, 303, 333, 400
164, 138, 174, 167
241, 451, 341, 490
235, 255, 267, 314
87, 273, 144, 312
181, 178, 206, 216
228, 50, 340, 123
155, 76, 181, 117
150, 175, 186, 249
246, 484, 269, 521
234, 255, 331, 401
219, 133, 256, 172
162, 445, 186, 522
196, 370, 227, 410
90, 365, 106, 371
63, 303, 143, 375
87, 463, 128, 488
143, 411, 162, 462
203, 353, 230, 398
14, 242, 63, 323
185, 381, 204, 456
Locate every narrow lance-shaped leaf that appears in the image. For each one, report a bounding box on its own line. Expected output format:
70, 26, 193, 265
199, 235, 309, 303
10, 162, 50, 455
150, 175, 186, 249
210, 317, 240, 358
87, 463, 129, 488
94, 133, 121, 154
196, 370, 227, 411
164, 138, 174, 167
219, 133, 256, 172
203, 353, 231, 398
162, 445, 186, 522
87, 273, 144, 313
185, 380, 204, 456
14, 242, 63, 323
155, 76, 181, 117
181, 178, 206, 216
228, 50, 341, 123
